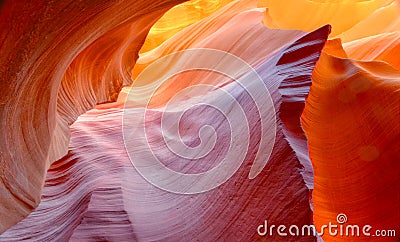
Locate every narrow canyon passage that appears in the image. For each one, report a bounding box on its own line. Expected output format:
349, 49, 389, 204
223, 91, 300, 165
0, 0, 399, 241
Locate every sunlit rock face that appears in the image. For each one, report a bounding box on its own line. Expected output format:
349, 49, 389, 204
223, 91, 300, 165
303, 39, 400, 242
0, 0, 331, 239
268, 2, 400, 241
0, 0, 399, 241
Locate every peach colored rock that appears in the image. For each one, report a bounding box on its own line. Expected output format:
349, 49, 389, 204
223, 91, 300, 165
0, 0, 184, 232
0, 8, 330, 240
302, 39, 400, 241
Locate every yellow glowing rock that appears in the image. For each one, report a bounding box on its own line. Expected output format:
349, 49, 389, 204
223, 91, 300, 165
130, 0, 260, 84
140, 0, 233, 53
338, 1, 400, 42
343, 31, 400, 71
261, 0, 392, 36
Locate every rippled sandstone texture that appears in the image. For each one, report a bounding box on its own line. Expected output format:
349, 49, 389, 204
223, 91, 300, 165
1, 0, 399, 240
252, 1, 400, 241
0, 0, 185, 233
303, 38, 400, 242
1, 0, 331, 239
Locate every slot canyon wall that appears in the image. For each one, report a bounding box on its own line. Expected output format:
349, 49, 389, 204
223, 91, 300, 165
0, 0, 399, 241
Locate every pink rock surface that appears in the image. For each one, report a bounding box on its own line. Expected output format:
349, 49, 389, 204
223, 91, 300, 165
0, 16, 330, 239
1, 0, 399, 240
0, 0, 184, 232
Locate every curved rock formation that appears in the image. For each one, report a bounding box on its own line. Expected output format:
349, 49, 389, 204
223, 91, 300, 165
260, 0, 392, 36
0, 0, 184, 233
0, 2, 330, 239
1, 0, 399, 240
139, 0, 233, 53
302, 37, 400, 242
